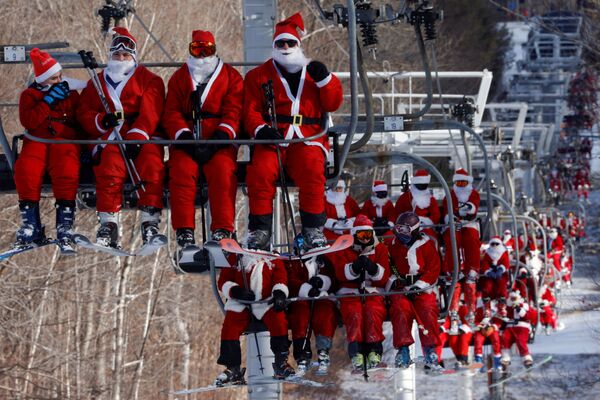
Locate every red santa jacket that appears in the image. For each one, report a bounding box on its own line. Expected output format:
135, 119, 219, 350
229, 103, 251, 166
387, 233, 440, 292
242, 60, 343, 154
326, 243, 390, 295
19, 83, 81, 140
441, 188, 480, 231
394, 189, 441, 227
567, 217, 579, 238
480, 247, 510, 274
324, 196, 361, 232
506, 302, 532, 329
78, 66, 165, 143
550, 234, 564, 254
538, 285, 556, 308
474, 302, 503, 332
574, 171, 590, 187
503, 236, 524, 253
361, 198, 396, 225
218, 258, 288, 319
162, 61, 243, 140
285, 257, 336, 299
549, 177, 561, 192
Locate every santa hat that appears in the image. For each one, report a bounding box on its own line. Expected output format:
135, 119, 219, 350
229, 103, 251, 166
192, 30, 215, 44
273, 12, 305, 44
109, 27, 137, 58
351, 214, 373, 235
489, 236, 503, 246
452, 168, 473, 183
30, 48, 61, 84
372, 180, 387, 192
503, 229, 512, 236
412, 169, 431, 185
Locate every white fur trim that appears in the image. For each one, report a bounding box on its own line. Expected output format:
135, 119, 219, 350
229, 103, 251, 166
406, 236, 429, 275
453, 173, 473, 183
315, 73, 332, 88
272, 283, 289, 297
273, 33, 301, 45
35, 62, 62, 84
368, 264, 385, 281
253, 123, 268, 137
351, 225, 373, 235
344, 263, 359, 280
224, 301, 246, 313
411, 175, 430, 184
222, 281, 238, 300
373, 183, 387, 192
299, 283, 312, 298
419, 216, 433, 226
459, 324, 472, 334
95, 114, 108, 134
175, 128, 191, 140
385, 276, 397, 292
317, 274, 332, 292
218, 123, 236, 138
413, 279, 429, 289
127, 128, 149, 140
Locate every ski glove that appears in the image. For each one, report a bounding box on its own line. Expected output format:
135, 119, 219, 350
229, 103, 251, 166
308, 287, 321, 298
308, 276, 323, 289
125, 143, 142, 160
174, 130, 198, 159
352, 255, 377, 276
271, 289, 287, 312
195, 129, 230, 164
255, 125, 282, 140
307, 61, 329, 83
229, 286, 255, 302
43, 81, 70, 106
101, 112, 121, 129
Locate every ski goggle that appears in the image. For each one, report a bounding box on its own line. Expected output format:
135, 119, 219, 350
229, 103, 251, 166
355, 230, 374, 242
110, 36, 136, 54
455, 180, 469, 187
375, 191, 388, 199
274, 39, 298, 49
189, 41, 217, 58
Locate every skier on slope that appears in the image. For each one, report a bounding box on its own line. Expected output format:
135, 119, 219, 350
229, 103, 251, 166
13, 49, 84, 251
243, 12, 343, 250
78, 27, 165, 248
162, 30, 242, 248
387, 211, 442, 371
215, 256, 294, 385
323, 180, 361, 241
327, 215, 390, 372
360, 180, 396, 237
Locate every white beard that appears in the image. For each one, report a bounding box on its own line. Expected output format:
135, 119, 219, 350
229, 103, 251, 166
453, 184, 473, 203
105, 59, 136, 83
326, 190, 347, 206
486, 245, 505, 262
503, 234, 512, 243
370, 196, 389, 208
410, 185, 431, 209
272, 46, 308, 73
187, 55, 219, 84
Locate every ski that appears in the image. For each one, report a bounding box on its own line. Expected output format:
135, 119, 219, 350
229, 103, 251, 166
300, 234, 354, 259
248, 375, 333, 388
488, 356, 553, 387
204, 240, 233, 267
0, 239, 60, 261
170, 382, 246, 395
72, 233, 133, 257
173, 241, 232, 274
134, 234, 167, 256
220, 238, 281, 259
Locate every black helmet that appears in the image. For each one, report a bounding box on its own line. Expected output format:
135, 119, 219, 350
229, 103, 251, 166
394, 212, 421, 245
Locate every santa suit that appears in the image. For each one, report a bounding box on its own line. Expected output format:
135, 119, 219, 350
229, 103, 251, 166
549, 176, 561, 193
447, 305, 472, 360
567, 216, 579, 239
163, 61, 242, 232
473, 302, 502, 358
323, 193, 361, 241
15, 84, 81, 202
78, 66, 165, 212
361, 197, 395, 233
560, 253, 573, 283
501, 302, 532, 358
244, 60, 343, 218
394, 187, 441, 241
503, 234, 523, 254
574, 171, 590, 199
327, 243, 390, 345
538, 285, 557, 329
387, 233, 440, 348
479, 245, 510, 301
549, 234, 564, 272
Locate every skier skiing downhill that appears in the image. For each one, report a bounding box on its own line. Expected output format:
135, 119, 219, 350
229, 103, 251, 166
387, 211, 442, 371
323, 180, 361, 241
285, 235, 337, 376
326, 215, 390, 372
441, 168, 481, 331
243, 12, 343, 250
162, 30, 242, 248
14, 49, 83, 251
479, 237, 510, 315
215, 255, 294, 385
501, 289, 534, 369
394, 169, 441, 243
360, 180, 395, 237
78, 27, 166, 248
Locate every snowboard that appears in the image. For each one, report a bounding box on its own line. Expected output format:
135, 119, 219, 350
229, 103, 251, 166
0, 239, 59, 261
134, 234, 167, 256
488, 356, 553, 388
72, 234, 133, 257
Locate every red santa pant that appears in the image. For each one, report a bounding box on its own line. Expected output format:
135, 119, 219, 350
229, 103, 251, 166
443, 227, 481, 274
501, 326, 530, 356
448, 332, 472, 358
479, 275, 508, 300
473, 330, 501, 356
551, 253, 562, 271
94, 144, 164, 212
14, 139, 80, 202
339, 294, 386, 344
288, 299, 337, 340
220, 308, 288, 341
449, 280, 477, 315
436, 331, 448, 361
169, 147, 237, 232
540, 306, 557, 329
247, 143, 325, 215
389, 292, 439, 348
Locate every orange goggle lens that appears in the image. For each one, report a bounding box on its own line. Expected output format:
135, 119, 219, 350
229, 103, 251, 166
355, 230, 374, 241
455, 180, 469, 187
189, 41, 217, 58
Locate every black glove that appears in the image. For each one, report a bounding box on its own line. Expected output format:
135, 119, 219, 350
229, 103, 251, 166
42, 81, 70, 107
363, 256, 378, 275
101, 112, 121, 129
174, 130, 198, 159
255, 125, 282, 140
271, 289, 287, 312
306, 61, 329, 82
308, 276, 323, 289
229, 286, 255, 302
351, 257, 365, 276
390, 278, 405, 291
308, 287, 320, 298
125, 143, 142, 160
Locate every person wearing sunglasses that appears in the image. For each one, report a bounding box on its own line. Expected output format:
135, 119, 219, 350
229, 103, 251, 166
162, 30, 243, 248
360, 180, 396, 237
440, 168, 481, 330
479, 237, 510, 316
78, 27, 166, 248
326, 215, 390, 373
386, 212, 442, 371
394, 169, 441, 243
243, 12, 343, 251
323, 180, 360, 241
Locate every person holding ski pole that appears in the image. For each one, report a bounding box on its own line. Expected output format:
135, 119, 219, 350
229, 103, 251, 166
242, 12, 343, 251
162, 29, 242, 248
78, 27, 165, 248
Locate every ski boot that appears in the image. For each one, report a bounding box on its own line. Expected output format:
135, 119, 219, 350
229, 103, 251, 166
395, 346, 411, 369
56, 200, 76, 253
14, 201, 46, 247
214, 366, 246, 387
455, 355, 469, 369
493, 355, 502, 371
302, 227, 327, 249
246, 229, 271, 251
96, 212, 119, 248
273, 352, 295, 380
474, 355, 485, 373
140, 206, 161, 245
423, 347, 443, 373
296, 358, 310, 377
176, 228, 195, 249
211, 229, 232, 242
315, 349, 330, 376
449, 311, 460, 335
351, 353, 365, 373
523, 354, 533, 369
501, 350, 511, 369
367, 351, 383, 369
